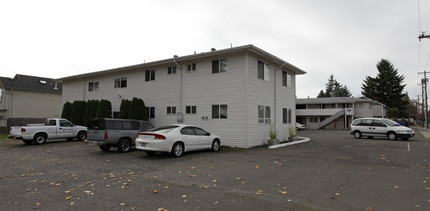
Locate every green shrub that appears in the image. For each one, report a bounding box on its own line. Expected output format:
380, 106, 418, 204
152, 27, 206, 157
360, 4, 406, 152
96, 99, 112, 118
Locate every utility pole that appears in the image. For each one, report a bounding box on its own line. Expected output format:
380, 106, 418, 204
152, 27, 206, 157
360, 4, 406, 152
416, 94, 420, 125
419, 74, 429, 128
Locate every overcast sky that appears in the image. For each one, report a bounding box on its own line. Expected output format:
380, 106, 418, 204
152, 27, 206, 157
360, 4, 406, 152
1, 0, 430, 99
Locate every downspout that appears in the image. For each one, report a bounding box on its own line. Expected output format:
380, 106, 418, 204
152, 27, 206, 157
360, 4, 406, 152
245, 53, 249, 149
173, 56, 183, 123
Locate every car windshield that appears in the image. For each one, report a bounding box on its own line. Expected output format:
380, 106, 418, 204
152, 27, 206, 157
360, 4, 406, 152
148, 125, 179, 133
382, 119, 400, 126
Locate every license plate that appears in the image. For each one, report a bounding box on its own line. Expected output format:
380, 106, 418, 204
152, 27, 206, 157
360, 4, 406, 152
89, 141, 98, 146
141, 143, 147, 147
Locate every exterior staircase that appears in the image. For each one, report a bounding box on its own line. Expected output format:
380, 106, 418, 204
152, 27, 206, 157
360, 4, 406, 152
319, 109, 345, 129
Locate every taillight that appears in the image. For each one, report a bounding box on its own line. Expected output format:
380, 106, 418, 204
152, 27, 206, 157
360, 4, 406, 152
154, 134, 166, 140
138, 133, 166, 140
104, 131, 108, 140
21, 128, 26, 132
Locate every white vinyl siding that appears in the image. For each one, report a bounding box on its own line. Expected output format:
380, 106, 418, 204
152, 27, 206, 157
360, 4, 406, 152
61, 50, 299, 148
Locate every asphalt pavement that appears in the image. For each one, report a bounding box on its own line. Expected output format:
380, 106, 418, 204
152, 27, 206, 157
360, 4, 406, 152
1, 128, 429, 211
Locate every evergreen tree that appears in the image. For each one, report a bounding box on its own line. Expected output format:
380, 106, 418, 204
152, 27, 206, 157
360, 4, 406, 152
96, 99, 112, 118
317, 74, 352, 98
83, 99, 99, 126
61, 102, 72, 120
70, 100, 86, 125
129, 97, 148, 120
361, 59, 408, 117
119, 99, 131, 119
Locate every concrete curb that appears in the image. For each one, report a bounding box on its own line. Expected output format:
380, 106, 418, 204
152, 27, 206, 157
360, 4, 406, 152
268, 137, 311, 149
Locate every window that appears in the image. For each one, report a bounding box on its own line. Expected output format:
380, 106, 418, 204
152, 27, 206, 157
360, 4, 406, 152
185, 106, 197, 114
212, 59, 228, 73
167, 106, 177, 114
59, 120, 73, 127
308, 104, 321, 109
114, 77, 127, 88
355, 102, 363, 108
145, 70, 155, 81
181, 127, 196, 135
283, 108, 292, 124
88, 81, 99, 91
310, 117, 318, 123
212, 104, 228, 119
282, 71, 291, 88
187, 63, 196, 72
194, 127, 210, 136
147, 107, 155, 118
258, 61, 270, 81
258, 105, 271, 123
0, 89, 2, 103
167, 66, 177, 74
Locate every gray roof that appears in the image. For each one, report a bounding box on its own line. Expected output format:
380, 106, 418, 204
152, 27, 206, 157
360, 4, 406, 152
0, 74, 62, 93
297, 97, 387, 107
58, 44, 306, 81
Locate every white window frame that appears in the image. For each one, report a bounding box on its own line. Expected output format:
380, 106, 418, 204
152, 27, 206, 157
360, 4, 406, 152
258, 105, 271, 124
145, 70, 155, 81
212, 104, 228, 119
167, 106, 177, 114
114, 77, 127, 88
147, 107, 155, 118
282, 71, 291, 88
187, 63, 196, 72
168, 66, 177, 74
212, 59, 228, 74
88, 81, 99, 91
185, 106, 197, 114
258, 61, 270, 81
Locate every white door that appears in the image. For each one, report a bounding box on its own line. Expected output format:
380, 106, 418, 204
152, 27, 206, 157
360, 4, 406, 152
57, 119, 75, 138
180, 127, 199, 150
193, 127, 212, 149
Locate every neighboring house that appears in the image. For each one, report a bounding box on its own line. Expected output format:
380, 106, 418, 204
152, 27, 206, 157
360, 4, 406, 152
0, 74, 63, 130
58, 45, 306, 148
296, 97, 388, 130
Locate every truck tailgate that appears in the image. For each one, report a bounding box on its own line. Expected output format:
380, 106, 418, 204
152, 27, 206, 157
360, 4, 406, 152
9, 127, 22, 137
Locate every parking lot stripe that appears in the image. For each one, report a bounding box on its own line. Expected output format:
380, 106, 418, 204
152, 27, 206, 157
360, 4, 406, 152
407, 142, 410, 152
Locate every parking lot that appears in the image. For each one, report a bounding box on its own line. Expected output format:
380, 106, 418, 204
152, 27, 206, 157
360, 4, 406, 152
1, 128, 430, 211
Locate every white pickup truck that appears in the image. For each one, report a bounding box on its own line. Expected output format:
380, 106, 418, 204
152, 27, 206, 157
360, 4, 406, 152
9, 118, 87, 145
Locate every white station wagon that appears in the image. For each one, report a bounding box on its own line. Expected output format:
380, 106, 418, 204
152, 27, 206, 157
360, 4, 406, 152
350, 118, 414, 141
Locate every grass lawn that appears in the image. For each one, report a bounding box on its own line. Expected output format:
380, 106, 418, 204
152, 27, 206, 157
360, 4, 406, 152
0, 134, 10, 141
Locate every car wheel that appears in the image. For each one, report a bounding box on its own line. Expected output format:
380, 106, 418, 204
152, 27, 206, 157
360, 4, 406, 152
145, 151, 156, 156
211, 139, 221, 152
33, 133, 47, 145
23, 140, 33, 145
170, 142, 184, 157
353, 131, 362, 139
99, 145, 111, 152
117, 139, 131, 153
387, 132, 397, 140
77, 131, 86, 141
